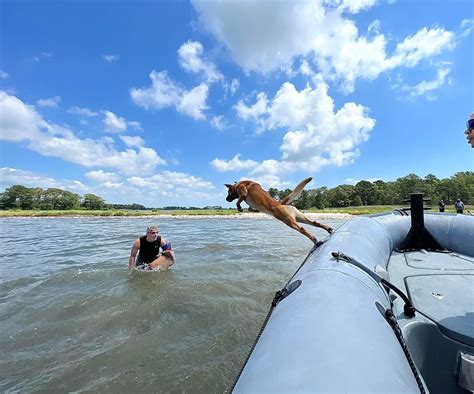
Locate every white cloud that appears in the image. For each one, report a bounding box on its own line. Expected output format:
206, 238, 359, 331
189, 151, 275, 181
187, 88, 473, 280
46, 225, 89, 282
131, 70, 183, 110
103, 55, 119, 62
230, 78, 240, 95
131, 71, 209, 120
120, 135, 145, 147
0, 91, 166, 176
334, 0, 377, 14
178, 40, 223, 83
126, 171, 216, 201
36, 96, 61, 108
0, 167, 88, 192
193, 0, 322, 73
389, 27, 455, 68
399, 67, 451, 98
33, 52, 53, 62
210, 154, 258, 172
68, 106, 99, 117
211, 115, 225, 130
229, 79, 375, 177
127, 121, 143, 131
0, 167, 219, 207
192, 0, 461, 93
177, 83, 209, 119
101, 112, 141, 133
0, 91, 46, 141
459, 19, 474, 38
234, 92, 268, 122
0, 70, 9, 79
85, 170, 121, 183
103, 110, 127, 133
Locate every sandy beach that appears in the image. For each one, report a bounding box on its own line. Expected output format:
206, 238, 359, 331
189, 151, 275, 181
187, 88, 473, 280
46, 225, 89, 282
0, 212, 354, 220
154, 212, 354, 220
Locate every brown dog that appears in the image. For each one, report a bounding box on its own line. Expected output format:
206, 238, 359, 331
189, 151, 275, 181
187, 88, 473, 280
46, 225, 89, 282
225, 177, 333, 244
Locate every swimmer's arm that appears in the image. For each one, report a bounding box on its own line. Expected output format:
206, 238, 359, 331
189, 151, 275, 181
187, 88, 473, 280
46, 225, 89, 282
128, 239, 140, 270
160, 238, 175, 262
160, 238, 172, 251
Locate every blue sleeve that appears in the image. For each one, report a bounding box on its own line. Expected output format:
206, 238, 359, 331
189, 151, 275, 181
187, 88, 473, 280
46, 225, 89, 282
162, 241, 171, 251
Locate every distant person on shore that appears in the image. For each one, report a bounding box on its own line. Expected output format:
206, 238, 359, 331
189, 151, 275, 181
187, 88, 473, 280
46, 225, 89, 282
129, 225, 175, 271
466, 113, 474, 148
438, 199, 446, 212
455, 199, 465, 214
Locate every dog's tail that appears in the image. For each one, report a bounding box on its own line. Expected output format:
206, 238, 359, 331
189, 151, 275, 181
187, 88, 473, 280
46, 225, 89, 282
280, 177, 312, 205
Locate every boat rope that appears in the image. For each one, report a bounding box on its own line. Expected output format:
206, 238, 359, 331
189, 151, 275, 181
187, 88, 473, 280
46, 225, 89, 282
385, 309, 426, 394
230, 242, 323, 392
331, 251, 416, 317
230, 285, 295, 392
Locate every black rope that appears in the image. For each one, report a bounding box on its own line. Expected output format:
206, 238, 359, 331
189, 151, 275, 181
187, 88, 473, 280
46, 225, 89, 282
229, 289, 286, 392
230, 243, 322, 392
332, 251, 416, 318
380, 278, 415, 317
385, 309, 426, 393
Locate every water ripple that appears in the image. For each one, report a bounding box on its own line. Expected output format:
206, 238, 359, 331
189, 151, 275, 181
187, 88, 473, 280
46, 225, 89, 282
0, 216, 343, 392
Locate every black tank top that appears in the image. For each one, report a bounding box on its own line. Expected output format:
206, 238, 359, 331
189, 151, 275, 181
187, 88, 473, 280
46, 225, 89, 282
138, 235, 161, 264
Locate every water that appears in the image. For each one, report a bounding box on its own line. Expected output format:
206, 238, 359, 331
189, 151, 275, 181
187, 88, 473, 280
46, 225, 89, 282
0, 216, 343, 393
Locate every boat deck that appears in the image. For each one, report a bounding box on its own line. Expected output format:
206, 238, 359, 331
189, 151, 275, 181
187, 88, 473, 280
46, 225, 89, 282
388, 249, 474, 393
389, 250, 474, 345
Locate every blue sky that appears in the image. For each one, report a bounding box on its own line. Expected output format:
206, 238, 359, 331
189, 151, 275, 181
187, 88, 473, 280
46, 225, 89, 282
1, 0, 473, 207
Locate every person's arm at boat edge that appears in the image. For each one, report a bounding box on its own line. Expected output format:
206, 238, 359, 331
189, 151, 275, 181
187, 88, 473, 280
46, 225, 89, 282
160, 238, 175, 262
129, 238, 140, 271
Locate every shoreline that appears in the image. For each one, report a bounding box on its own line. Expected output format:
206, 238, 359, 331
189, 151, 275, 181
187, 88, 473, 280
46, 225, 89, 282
0, 212, 354, 220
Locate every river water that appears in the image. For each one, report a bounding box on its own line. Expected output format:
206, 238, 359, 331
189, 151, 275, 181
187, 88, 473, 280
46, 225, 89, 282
0, 216, 343, 393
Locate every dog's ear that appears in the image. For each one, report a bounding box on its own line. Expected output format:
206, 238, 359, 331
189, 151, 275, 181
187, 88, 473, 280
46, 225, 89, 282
225, 184, 232, 188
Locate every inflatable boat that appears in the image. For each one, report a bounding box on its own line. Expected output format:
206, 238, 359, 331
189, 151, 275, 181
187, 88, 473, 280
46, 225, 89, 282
233, 194, 474, 393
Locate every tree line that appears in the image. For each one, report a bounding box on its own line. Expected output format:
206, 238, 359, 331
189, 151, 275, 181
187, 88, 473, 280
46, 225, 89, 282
0, 172, 472, 210
0, 185, 145, 210
271, 172, 473, 209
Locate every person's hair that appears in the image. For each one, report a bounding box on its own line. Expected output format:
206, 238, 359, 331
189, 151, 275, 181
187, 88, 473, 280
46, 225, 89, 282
146, 225, 159, 233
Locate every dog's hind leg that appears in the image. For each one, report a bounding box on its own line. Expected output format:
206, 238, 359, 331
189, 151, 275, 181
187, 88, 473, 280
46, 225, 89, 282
291, 207, 333, 234
290, 221, 318, 244
275, 208, 318, 243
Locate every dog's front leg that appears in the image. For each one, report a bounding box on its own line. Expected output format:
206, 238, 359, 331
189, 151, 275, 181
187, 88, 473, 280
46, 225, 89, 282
235, 185, 248, 212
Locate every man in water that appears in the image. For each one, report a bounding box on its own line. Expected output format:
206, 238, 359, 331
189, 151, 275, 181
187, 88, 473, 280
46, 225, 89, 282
466, 113, 474, 148
128, 225, 175, 271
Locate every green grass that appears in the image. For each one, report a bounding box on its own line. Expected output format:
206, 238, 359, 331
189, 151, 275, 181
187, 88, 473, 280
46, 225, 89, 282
0, 208, 241, 217
305, 205, 474, 215
0, 205, 472, 217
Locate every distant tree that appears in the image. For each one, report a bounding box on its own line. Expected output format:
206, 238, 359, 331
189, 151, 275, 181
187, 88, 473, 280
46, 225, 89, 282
326, 185, 354, 207
355, 180, 375, 205
81, 194, 106, 210
396, 174, 423, 201
41, 188, 80, 210
351, 195, 363, 206
293, 190, 310, 209
309, 187, 328, 209
268, 187, 279, 199
279, 188, 292, 201
0, 185, 34, 209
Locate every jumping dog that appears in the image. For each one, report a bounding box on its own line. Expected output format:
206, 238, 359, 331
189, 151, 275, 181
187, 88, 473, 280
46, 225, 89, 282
225, 177, 333, 244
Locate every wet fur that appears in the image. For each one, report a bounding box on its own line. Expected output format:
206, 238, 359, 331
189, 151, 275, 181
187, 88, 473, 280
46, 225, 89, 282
225, 177, 333, 244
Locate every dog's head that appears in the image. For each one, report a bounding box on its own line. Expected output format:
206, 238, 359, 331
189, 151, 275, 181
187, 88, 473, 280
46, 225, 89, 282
225, 183, 238, 202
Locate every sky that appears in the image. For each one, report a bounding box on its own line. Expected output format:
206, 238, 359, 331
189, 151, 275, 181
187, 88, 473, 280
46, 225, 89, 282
1, 0, 473, 208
